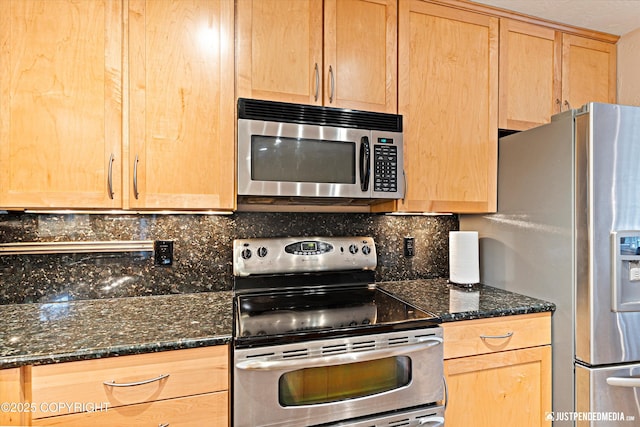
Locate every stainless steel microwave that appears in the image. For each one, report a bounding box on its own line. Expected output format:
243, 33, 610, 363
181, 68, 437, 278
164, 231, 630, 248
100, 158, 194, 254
237, 98, 404, 202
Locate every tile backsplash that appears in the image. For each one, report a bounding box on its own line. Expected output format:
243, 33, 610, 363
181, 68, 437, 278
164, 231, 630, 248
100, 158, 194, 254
0, 212, 457, 305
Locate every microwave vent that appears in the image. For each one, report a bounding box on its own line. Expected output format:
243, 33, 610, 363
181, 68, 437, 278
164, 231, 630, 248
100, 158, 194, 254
238, 98, 402, 132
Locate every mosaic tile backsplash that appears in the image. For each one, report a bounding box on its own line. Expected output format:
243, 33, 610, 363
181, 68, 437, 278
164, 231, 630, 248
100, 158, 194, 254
0, 212, 458, 305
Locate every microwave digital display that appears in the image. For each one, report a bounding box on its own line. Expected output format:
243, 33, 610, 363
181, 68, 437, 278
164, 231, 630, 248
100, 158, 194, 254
251, 136, 356, 184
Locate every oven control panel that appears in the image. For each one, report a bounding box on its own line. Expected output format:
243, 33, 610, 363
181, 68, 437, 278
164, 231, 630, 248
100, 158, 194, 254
233, 236, 376, 276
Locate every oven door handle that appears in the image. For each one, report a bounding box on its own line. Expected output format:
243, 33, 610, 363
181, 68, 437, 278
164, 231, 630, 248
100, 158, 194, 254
416, 416, 445, 426
235, 336, 443, 371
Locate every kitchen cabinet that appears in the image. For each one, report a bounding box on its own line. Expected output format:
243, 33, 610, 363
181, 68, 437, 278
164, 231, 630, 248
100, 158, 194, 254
0, 367, 28, 427
0, 0, 123, 209
562, 33, 616, 111
499, 19, 617, 131
443, 312, 552, 427
236, 0, 397, 113
389, 0, 498, 213
0, 0, 235, 211
498, 19, 561, 130
29, 346, 229, 426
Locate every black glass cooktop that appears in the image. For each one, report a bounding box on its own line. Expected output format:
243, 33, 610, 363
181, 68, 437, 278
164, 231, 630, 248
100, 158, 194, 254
233, 285, 441, 348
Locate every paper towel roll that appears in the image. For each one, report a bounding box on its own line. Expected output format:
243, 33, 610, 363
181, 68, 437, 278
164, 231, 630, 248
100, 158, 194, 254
449, 231, 479, 285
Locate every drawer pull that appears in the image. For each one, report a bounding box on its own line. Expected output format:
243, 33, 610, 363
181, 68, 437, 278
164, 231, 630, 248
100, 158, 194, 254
159, 424, 170, 427
479, 331, 514, 340
103, 373, 170, 387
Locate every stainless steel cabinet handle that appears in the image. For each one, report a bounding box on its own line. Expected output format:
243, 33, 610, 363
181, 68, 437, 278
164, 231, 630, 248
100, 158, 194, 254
480, 331, 514, 340
103, 373, 169, 387
564, 100, 572, 111
329, 65, 335, 103
159, 424, 169, 427
133, 154, 140, 200
314, 63, 319, 102
107, 154, 115, 199
417, 416, 445, 426
606, 377, 640, 388
236, 336, 443, 371
402, 169, 407, 205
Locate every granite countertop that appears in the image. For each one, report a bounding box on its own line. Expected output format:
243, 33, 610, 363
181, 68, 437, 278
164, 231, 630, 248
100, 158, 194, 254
379, 278, 556, 322
0, 279, 555, 369
0, 291, 233, 369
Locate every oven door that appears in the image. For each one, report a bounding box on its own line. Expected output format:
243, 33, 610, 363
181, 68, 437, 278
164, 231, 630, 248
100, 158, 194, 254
233, 328, 444, 427
237, 118, 371, 198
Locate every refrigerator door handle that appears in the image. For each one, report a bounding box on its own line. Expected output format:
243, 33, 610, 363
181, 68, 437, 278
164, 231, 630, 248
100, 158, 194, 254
606, 376, 640, 388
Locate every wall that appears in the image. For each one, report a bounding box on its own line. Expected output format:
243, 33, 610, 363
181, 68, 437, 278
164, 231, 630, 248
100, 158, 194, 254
0, 212, 457, 305
618, 27, 640, 106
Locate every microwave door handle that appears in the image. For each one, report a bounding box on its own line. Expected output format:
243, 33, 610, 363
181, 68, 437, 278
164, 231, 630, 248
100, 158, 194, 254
359, 136, 370, 192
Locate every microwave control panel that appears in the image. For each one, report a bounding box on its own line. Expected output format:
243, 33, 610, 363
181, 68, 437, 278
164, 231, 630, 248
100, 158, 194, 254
373, 141, 398, 193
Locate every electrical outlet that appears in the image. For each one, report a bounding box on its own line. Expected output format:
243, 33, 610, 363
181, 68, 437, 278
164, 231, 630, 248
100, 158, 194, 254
404, 237, 415, 257
154, 240, 174, 266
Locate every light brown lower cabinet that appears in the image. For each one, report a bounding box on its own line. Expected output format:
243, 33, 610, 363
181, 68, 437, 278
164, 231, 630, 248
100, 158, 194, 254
443, 313, 552, 427
1, 345, 229, 426
31, 392, 227, 427
0, 367, 29, 426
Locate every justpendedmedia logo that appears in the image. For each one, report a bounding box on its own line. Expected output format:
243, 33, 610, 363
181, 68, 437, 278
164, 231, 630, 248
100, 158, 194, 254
545, 412, 635, 422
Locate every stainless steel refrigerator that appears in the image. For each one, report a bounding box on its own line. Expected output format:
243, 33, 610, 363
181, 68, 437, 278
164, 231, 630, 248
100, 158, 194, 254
461, 103, 640, 426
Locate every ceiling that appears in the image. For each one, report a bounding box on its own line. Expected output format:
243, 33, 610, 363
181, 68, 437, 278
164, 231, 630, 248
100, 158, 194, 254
471, 0, 640, 36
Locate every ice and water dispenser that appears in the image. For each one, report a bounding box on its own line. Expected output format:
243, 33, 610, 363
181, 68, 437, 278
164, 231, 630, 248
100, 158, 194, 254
612, 231, 640, 311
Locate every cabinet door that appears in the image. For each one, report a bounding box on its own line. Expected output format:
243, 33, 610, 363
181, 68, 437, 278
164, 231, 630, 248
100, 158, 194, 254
0, 0, 123, 209
31, 392, 228, 427
397, 0, 498, 213
128, 0, 235, 210
562, 34, 616, 110
499, 19, 561, 131
324, 0, 397, 113
0, 368, 27, 426
236, 0, 323, 105
445, 346, 552, 427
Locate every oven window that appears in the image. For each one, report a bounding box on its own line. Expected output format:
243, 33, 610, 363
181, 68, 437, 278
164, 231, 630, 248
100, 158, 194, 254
251, 136, 356, 184
278, 356, 411, 406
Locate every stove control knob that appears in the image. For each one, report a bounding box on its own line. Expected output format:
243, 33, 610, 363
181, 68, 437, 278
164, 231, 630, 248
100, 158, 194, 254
257, 247, 268, 258
241, 248, 252, 260
362, 245, 371, 255
349, 244, 358, 254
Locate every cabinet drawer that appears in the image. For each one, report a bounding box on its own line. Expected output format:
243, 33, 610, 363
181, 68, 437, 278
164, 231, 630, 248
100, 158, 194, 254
443, 313, 550, 359
32, 391, 228, 427
31, 346, 228, 419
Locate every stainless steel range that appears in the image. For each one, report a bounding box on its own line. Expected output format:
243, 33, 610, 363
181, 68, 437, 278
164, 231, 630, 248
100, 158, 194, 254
232, 236, 445, 427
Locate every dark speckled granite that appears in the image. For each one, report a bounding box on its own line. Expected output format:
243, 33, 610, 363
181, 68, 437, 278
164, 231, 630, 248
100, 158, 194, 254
379, 278, 556, 321
0, 212, 457, 304
0, 291, 232, 369
1, 279, 555, 369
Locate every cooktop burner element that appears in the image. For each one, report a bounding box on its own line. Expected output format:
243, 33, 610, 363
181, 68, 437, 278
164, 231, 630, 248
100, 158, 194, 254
232, 237, 441, 348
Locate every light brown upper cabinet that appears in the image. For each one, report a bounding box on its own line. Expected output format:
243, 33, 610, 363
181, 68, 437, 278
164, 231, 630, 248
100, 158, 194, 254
0, 0, 235, 211
390, 0, 498, 213
499, 19, 561, 131
236, 0, 397, 113
0, 0, 123, 209
562, 34, 616, 111
499, 20, 617, 131
127, 0, 235, 210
